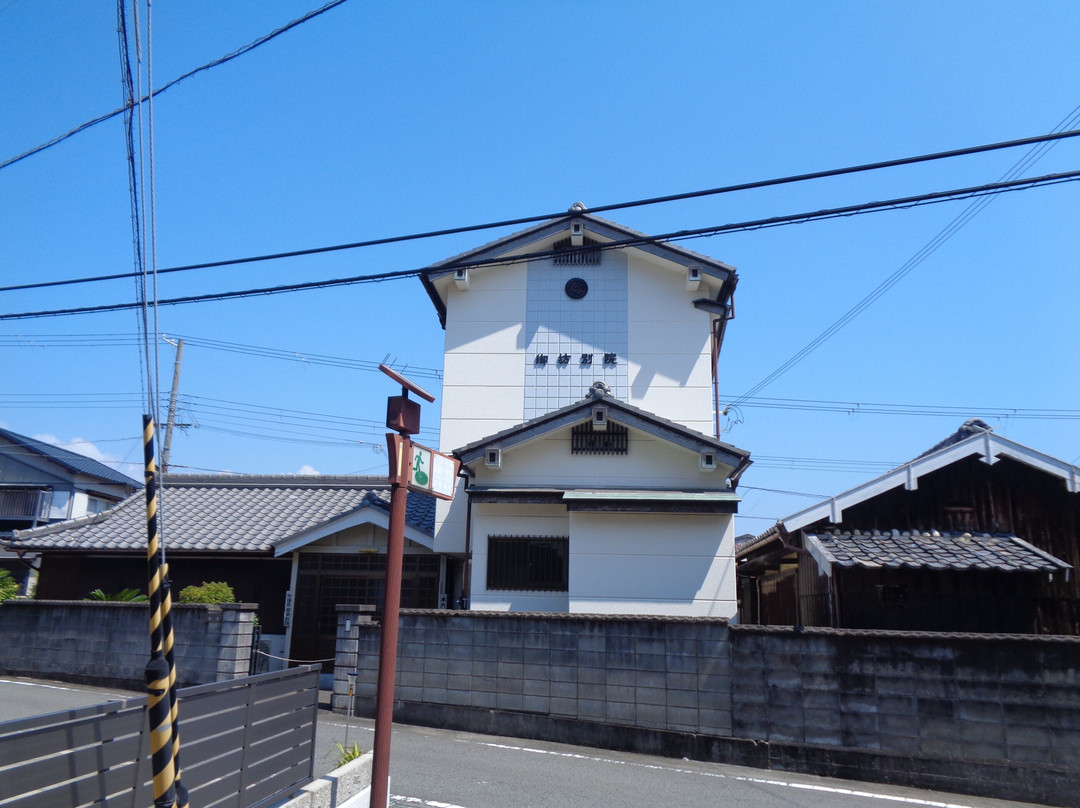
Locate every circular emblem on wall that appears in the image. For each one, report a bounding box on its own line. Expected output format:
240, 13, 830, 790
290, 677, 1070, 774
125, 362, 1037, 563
565, 278, 589, 300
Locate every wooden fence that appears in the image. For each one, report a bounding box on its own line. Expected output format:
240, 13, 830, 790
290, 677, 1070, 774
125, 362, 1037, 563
0, 665, 320, 808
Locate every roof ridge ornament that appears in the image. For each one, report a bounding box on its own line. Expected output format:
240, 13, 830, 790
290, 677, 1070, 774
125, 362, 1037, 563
569, 201, 588, 212
589, 381, 611, 398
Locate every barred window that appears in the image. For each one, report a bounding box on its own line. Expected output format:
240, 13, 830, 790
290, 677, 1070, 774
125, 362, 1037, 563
487, 535, 569, 591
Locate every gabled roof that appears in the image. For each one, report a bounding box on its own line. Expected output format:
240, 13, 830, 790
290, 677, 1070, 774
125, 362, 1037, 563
0, 426, 141, 488
780, 420, 1080, 534
804, 529, 1071, 576
454, 385, 751, 484
8, 474, 435, 554
420, 205, 738, 326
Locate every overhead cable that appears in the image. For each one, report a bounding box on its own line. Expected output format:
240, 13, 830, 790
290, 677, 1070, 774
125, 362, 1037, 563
3, 167, 1078, 321
718, 393, 1080, 420
725, 104, 1080, 412
4, 127, 1080, 294
0, 0, 350, 171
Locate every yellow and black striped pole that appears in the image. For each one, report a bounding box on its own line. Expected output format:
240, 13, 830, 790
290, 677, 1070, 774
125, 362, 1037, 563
160, 555, 190, 807
144, 415, 180, 808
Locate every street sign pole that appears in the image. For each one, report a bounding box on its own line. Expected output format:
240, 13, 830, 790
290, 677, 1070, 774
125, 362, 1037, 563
370, 434, 409, 808
370, 365, 436, 808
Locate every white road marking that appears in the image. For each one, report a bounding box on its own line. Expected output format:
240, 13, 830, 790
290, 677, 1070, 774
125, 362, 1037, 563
391, 796, 471, 808
0, 678, 129, 700
465, 741, 980, 808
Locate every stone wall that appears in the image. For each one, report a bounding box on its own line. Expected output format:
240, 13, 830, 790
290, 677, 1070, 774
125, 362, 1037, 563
335, 609, 1080, 807
0, 600, 257, 689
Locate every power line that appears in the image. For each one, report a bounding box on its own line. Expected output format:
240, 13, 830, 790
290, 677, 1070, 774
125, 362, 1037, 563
5, 128, 1080, 294
0, 332, 444, 378
717, 393, 1080, 421
4, 167, 1079, 322
726, 105, 1080, 413
0, 0, 350, 172
740, 485, 829, 499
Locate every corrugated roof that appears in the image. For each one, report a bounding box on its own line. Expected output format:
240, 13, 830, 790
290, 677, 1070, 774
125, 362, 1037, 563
8, 474, 434, 553
804, 529, 1071, 574
0, 426, 141, 488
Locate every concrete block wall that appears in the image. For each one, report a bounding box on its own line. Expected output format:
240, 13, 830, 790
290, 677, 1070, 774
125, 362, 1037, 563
0, 600, 258, 688
335, 610, 1080, 806
730, 625, 1080, 787
341, 610, 732, 738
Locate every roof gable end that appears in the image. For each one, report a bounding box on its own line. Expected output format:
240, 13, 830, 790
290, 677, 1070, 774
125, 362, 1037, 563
420, 207, 737, 326
454, 388, 751, 482
782, 424, 1080, 533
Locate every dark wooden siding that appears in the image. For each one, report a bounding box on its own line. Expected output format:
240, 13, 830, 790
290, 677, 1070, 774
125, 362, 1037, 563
833, 455, 1080, 634
36, 554, 292, 634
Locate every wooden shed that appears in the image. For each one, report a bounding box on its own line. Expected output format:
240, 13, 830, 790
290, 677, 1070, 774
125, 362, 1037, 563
738, 420, 1078, 634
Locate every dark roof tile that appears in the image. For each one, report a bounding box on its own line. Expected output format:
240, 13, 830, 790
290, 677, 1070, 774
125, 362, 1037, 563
9, 474, 434, 553
804, 529, 1071, 573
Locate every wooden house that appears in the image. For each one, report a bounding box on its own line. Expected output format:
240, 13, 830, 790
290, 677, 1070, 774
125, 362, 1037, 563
737, 420, 1078, 634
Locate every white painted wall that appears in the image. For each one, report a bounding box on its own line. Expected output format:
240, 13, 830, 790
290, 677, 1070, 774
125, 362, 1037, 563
469, 503, 570, 612
437, 235, 721, 456
432, 221, 736, 592
568, 511, 736, 617
625, 256, 716, 430
472, 423, 737, 489
439, 265, 528, 453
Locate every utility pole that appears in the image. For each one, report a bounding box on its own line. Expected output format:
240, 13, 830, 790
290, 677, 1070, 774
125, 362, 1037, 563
161, 337, 184, 472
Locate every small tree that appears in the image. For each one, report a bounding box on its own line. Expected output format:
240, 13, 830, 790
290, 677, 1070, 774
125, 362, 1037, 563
178, 581, 235, 604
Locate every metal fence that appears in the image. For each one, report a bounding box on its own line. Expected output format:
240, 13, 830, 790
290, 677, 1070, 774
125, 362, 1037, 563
0, 664, 320, 808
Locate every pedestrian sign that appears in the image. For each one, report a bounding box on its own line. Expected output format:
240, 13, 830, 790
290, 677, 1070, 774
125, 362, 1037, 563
408, 442, 459, 500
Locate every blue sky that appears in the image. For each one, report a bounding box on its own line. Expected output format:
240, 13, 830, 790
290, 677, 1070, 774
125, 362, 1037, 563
2, 1, 1078, 533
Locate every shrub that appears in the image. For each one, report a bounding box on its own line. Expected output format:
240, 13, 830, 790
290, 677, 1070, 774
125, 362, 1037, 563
85, 587, 148, 602
0, 569, 20, 601
178, 581, 235, 604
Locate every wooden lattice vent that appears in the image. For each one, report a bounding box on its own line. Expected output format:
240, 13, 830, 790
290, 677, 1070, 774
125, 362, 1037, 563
571, 421, 628, 454
553, 235, 602, 265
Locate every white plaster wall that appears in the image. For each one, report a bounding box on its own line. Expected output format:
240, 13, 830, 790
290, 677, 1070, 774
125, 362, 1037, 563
469, 425, 737, 490
439, 265, 528, 452
625, 256, 716, 427
468, 503, 570, 612
568, 511, 736, 616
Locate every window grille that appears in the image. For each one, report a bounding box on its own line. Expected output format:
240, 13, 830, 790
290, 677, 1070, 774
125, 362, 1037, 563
487, 535, 569, 591
552, 236, 601, 265
571, 421, 628, 454
0, 488, 50, 520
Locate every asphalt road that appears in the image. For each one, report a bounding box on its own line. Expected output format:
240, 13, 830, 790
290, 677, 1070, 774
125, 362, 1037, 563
0, 675, 139, 722
315, 712, 1046, 808
0, 679, 1047, 808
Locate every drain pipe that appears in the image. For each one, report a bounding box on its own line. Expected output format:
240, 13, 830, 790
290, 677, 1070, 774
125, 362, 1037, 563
459, 464, 475, 608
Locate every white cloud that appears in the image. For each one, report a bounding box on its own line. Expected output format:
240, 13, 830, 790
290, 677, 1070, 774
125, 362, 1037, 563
297, 464, 320, 476
33, 433, 138, 476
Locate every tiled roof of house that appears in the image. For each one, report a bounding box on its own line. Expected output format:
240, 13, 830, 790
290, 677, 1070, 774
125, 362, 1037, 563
0, 426, 141, 488
803, 530, 1071, 574
8, 474, 434, 553
915, 417, 994, 459
454, 385, 752, 482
